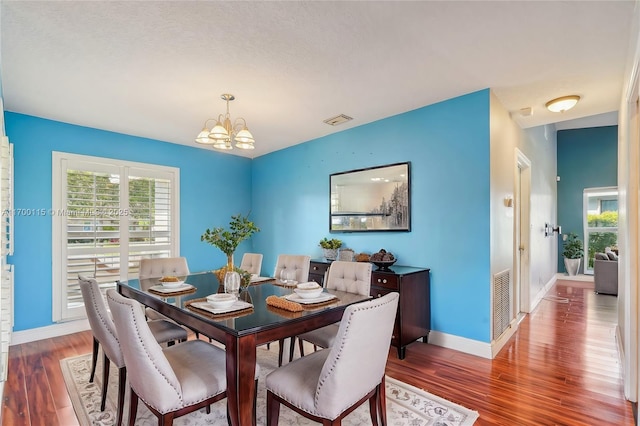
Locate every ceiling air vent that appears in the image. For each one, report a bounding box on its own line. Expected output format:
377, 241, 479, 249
323, 114, 353, 126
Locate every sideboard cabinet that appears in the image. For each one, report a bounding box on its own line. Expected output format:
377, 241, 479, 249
309, 259, 430, 360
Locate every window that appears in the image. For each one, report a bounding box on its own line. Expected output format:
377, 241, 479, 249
52, 153, 179, 321
583, 187, 618, 274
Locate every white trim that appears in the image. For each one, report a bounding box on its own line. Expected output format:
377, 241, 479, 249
10, 319, 90, 345
428, 331, 492, 359
530, 274, 558, 312
491, 317, 519, 358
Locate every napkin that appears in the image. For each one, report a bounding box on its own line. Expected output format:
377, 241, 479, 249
265, 295, 303, 312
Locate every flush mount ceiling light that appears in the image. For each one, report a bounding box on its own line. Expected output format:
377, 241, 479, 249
195, 94, 255, 150
545, 95, 580, 113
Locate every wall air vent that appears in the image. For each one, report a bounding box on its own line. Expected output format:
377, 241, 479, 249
323, 114, 353, 126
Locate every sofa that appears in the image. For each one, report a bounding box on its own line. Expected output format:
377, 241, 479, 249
594, 252, 618, 296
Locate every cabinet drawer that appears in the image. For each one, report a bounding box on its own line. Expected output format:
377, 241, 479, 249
310, 262, 330, 275
371, 273, 399, 290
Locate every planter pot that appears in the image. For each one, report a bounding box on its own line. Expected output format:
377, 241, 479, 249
564, 257, 581, 276
322, 248, 338, 260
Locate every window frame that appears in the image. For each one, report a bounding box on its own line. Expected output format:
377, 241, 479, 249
52, 152, 180, 321
583, 186, 618, 275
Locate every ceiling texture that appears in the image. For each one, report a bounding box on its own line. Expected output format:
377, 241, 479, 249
1, 1, 635, 158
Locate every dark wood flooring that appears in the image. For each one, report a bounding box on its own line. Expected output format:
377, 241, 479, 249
1, 278, 635, 425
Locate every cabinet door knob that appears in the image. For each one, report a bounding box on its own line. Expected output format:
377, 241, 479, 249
377, 293, 382, 298
383, 279, 387, 284
313, 266, 318, 270
377, 278, 382, 283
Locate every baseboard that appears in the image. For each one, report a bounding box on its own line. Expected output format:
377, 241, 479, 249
428, 330, 492, 359
530, 274, 558, 311
11, 319, 90, 345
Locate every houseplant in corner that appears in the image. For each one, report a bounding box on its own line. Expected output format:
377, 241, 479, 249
201, 213, 260, 291
319, 237, 342, 260
562, 232, 584, 276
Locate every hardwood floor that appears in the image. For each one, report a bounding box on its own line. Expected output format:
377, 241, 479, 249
1, 278, 634, 425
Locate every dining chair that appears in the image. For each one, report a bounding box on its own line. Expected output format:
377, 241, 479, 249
240, 252, 263, 275
294, 260, 372, 360
139, 256, 190, 322
78, 276, 188, 426
266, 292, 399, 426
272, 254, 310, 365
106, 289, 260, 426
273, 254, 311, 284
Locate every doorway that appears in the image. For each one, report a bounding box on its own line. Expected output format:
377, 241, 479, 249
515, 149, 532, 315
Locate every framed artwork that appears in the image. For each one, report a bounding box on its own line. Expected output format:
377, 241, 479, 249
329, 162, 411, 232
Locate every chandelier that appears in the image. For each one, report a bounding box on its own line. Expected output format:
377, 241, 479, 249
195, 94, 255, 150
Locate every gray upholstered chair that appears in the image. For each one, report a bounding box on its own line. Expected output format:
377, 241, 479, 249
594, 252, 619, 295
106, 289, 260, 426
240, 252, 263, 275
266, 292, 399, 426
139, 257, 190, 321
272, 254, 311, 365
78, 277, 187, 426
295, 261, 372, 359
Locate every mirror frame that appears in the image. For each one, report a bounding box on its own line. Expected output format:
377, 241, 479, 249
329, 162, 411, 233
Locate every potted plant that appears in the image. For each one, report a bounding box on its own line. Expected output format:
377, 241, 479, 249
319, 237, 342, 260
201, 213, 260, 290
562, 232, 584, 276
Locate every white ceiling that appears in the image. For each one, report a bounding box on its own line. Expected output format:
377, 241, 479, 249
1, 1, 634, 159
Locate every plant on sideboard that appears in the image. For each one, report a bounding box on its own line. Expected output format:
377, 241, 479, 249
319, 237, 342, 260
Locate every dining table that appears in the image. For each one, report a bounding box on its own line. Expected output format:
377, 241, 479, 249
117, 271, 372, 426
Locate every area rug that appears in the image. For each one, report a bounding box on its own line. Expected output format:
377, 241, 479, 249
61, 345, 478, 425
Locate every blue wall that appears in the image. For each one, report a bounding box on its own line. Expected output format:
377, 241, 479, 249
6, 88, 495, 343
5, 112, 252, 331
252, 89, 492, 342
557, 125, 618, 271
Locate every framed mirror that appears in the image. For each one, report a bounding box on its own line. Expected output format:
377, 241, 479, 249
330, 162, 411, 232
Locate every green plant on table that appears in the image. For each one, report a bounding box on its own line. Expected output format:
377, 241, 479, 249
201, 213, 260, 268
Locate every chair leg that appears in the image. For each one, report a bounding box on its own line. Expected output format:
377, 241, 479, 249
128, 389, 139, 426
253, 379, 258, 426
277, 339, 285, 367
266, 342, 271, 350
89, 337, 99, 383
286, 336, 294, 362
116, 366, 126, 426
298, 338, 305, 357
266, 391, 281, 426
167, 340, 175, 347
101, 353, 110, 411
368, 392, 379, 426
378, 377, 387, 426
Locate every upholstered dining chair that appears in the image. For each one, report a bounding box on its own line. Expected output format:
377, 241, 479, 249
139, 256, 190, 322
266, 292, 399, 426
271, 254, 311, 365
294, 260, 372, 360
78, 276, 188, 426
240, 252, 263, 275
273, 254, 311, 285
106, 289, 260, 426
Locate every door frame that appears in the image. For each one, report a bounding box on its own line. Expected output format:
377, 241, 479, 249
515, 149, 532, 314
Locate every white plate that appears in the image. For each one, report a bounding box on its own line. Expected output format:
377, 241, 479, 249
149, 283, 193, 293
284, 292, 337, 305
206, 293, 237, 309
190, 300, 253, 315
159, 280, 184, 288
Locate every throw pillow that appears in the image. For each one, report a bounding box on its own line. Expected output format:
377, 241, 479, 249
595, 253, 609, 261
607, 251, 618, 261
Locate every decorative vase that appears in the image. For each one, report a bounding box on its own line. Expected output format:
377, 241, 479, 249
322, 248, 338, 260
564, 257, 581, 276
224, 270, 241, 294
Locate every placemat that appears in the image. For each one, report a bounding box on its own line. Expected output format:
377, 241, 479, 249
185, 298, 254, 320
148, 285, 197, 297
